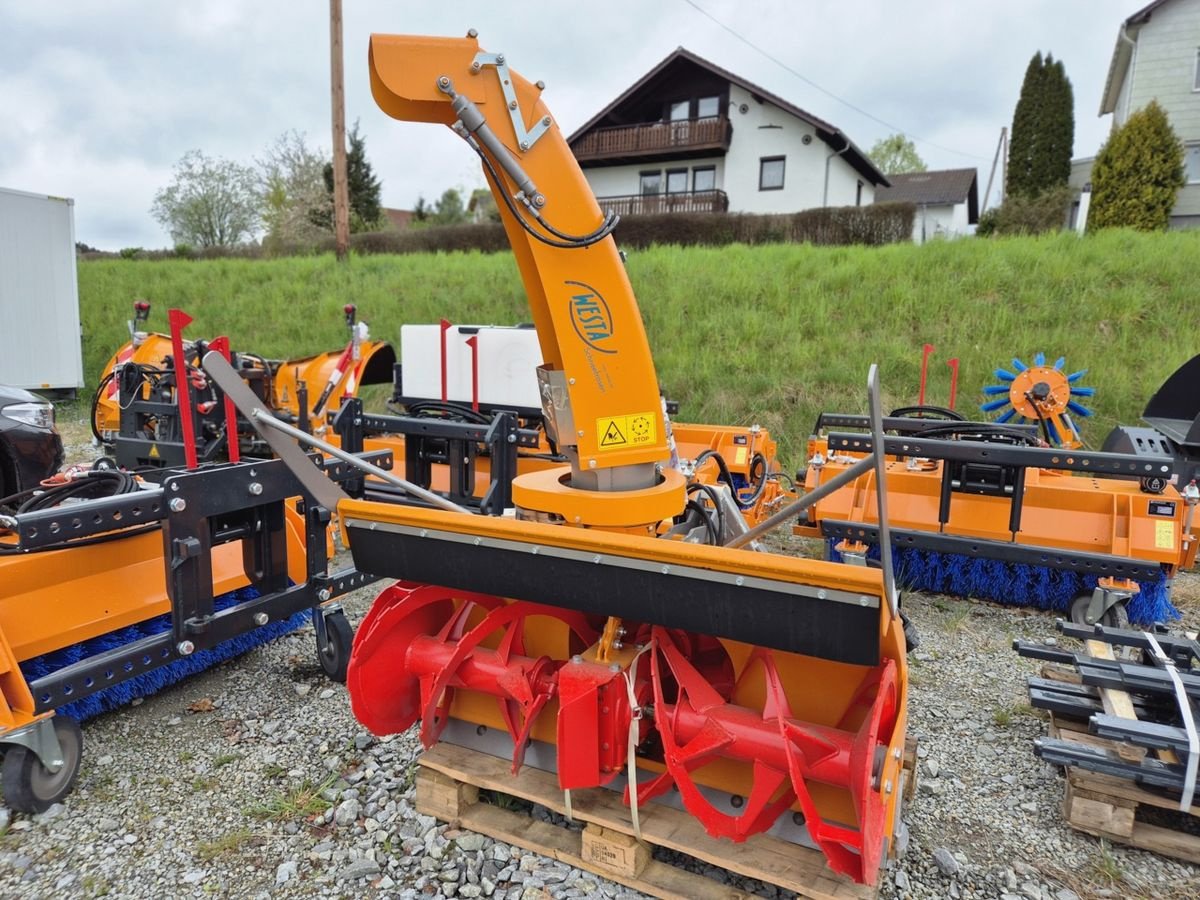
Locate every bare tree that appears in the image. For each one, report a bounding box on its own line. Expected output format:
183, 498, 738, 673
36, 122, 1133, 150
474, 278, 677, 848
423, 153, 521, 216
258, 131, 331, 249
151, 150, 260, 248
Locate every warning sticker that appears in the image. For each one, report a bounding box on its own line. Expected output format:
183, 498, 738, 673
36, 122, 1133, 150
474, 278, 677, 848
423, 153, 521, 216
595, 412, 657, 451
1155, 520, 1175, 550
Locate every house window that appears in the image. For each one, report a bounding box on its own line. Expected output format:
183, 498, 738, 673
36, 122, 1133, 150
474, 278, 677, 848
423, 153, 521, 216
1186, 143, 1200, 183
669, 100, 690, 121
697, 96, 721, 119
1194, 48, 1200, 91
856, 180, 864, 206
693, 167, 716, 192
640, 171, 662, 195
759, 156, 785, 191
666, 169, 689, 194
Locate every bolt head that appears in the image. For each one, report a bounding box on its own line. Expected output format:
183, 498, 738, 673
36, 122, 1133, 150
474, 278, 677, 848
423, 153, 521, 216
519, 141, 529, 151
496, 54, 505, 64
169, 497, 186, 512
318, 588, 332, 602
542, 116, 551, 126
467, 27, 478, 38
509, 100, 518, 110
248, 482, 263, 496
176, 640, 195, 656
253, 612, 269, 626
535, 80, 546, 90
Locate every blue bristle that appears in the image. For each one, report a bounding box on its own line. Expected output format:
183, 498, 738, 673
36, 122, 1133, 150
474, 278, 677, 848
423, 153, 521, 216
1067, 369, 1088, 383
1034, 352, 1045, 366
1070, 386, 1096, 397
995, 409, 1017, 424
982, 385, 1010, 396
1066, 400, 1093, 417
994, 368, 1017, 381
981, 397, 1011, 412
1046, 420, 1061, 444
1012, 358, 1028, 372
825, 540, 1178, 625
1053, 357, 1066, 370
20, 586, 312, 722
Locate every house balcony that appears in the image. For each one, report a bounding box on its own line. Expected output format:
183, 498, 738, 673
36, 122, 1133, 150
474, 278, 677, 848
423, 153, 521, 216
571, 116, 733, 165
595, 190, 729, 216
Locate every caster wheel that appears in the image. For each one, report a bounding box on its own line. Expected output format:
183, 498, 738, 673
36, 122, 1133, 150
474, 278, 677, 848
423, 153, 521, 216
317, 610, 354, 683
1068, 594, 1129, 630
1, 717, 83, 814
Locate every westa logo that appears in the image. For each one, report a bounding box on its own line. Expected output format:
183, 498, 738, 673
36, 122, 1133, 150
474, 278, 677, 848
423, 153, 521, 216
566, 280, 616, 354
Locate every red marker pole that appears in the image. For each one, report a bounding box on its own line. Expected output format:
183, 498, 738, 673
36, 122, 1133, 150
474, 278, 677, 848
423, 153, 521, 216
440, 318, 451, 403
919, 343, 934, 407
168, 308, 199, 470
209, 336, 240, 463
465, 335, 479, 412
947, 358, 960, 411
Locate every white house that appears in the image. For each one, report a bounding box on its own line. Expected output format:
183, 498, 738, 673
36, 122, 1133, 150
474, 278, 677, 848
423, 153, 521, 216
568, 48, 888, 216
1091, 0, 1200, 228
874, 169, 979, 243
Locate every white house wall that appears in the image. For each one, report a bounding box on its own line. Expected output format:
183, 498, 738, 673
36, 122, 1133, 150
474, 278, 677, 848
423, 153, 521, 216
578, 83, 874, 213
585, 157, 726, 199
1115, 1, 1200, 222
722, 84, 871, 212
910, 203, 969, 243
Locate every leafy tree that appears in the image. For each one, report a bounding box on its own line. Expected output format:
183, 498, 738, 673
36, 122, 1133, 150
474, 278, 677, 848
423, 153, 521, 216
867, 134, 926, 175
1008, 52, 1074, 197
432, 188, 468, 226
258, 131, 330, 249
1088, 100, 1186, 232
976, 184, 1072, 236
317, 121, 383, 232
413, 196, 431, 223
151, 150, 260, 247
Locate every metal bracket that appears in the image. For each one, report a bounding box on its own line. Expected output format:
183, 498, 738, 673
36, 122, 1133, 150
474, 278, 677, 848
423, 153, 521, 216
471, 52, 551, 151
867, 364, 899, 617
1, 717, 64, 773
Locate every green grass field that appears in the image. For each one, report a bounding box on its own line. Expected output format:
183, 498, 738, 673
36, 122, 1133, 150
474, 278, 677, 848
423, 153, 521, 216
77, 229, 1200, 464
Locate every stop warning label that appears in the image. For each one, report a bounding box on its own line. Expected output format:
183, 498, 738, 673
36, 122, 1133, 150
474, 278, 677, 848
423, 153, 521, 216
595, 412, 657, 451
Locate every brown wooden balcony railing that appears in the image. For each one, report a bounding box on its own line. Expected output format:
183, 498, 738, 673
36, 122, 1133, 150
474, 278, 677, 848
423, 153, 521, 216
571, 117, 732, 161
595, 190, 729, 216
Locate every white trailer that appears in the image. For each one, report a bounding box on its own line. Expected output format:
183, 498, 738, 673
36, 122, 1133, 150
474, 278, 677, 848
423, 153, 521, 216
0, 187, 84, 393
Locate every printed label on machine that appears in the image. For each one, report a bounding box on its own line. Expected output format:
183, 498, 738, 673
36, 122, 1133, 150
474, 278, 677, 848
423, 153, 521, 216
596, 412, 657, 450
1155, 520, 1176, 550
1148, 500, 1177, 517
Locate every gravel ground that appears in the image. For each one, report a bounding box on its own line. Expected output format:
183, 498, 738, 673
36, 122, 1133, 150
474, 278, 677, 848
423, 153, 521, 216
3, 416, 1199, 899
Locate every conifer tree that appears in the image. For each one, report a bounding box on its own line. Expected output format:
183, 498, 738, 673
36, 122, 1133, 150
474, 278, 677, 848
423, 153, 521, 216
1008, 52, 1074, 197
1089, 100, 1185, 231
314, 121, 384, 232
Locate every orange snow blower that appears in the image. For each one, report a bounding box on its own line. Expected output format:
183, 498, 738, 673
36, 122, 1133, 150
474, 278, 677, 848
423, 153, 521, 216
206, 32, 911, 886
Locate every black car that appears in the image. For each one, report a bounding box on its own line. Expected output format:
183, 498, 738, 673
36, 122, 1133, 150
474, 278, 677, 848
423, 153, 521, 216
0, 384, 64, 509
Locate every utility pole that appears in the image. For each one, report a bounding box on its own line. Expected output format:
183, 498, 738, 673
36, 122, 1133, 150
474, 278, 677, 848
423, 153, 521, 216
981, 126, 1008, 211
329, 0, 350, 261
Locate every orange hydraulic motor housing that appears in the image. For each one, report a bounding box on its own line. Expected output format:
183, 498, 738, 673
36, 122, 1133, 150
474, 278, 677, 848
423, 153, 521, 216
335, 31, 911, 887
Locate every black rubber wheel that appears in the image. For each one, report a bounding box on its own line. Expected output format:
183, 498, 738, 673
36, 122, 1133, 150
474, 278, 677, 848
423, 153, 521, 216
1, 716, 83, 813
1068, 593, 1130, 630
316, 610, 354, 683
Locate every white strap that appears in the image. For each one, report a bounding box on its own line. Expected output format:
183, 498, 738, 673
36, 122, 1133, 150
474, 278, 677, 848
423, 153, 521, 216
1143, 631, 1199, 812
622, 642, 654, 841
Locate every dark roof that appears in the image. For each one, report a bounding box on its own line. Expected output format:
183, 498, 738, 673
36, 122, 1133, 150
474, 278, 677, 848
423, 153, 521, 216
568, 47, 888, 187
1125, 0, 1172, 25
382, 208, 413, 230
875, 168, 979, 222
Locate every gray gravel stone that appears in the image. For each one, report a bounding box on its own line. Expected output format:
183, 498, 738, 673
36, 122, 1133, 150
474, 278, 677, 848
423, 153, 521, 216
333, 797, 361, 827
338, 858, 382, 880
275, 860, 298, 884
932, 847, 960, 877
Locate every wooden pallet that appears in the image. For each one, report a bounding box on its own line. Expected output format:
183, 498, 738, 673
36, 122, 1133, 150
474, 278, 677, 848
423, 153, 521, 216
1050, 712, 1200, 864
416, 740, 915, 900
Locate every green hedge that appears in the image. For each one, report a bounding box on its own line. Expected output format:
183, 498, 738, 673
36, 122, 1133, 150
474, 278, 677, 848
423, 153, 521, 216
83, 203, 916, 262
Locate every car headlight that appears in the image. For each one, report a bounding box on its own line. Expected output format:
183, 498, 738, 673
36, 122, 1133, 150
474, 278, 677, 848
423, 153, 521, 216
1, 400, 56, 429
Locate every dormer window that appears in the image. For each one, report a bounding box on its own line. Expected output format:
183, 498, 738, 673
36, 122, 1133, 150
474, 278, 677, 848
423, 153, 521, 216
669, 101, 690, 121
697, 96, 721, 118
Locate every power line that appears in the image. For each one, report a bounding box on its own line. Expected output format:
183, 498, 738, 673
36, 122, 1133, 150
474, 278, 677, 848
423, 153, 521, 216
679, 0, 990, 161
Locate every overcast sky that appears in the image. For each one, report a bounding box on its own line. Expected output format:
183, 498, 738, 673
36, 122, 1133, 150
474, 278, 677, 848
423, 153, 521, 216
0, 1, 1139, 250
